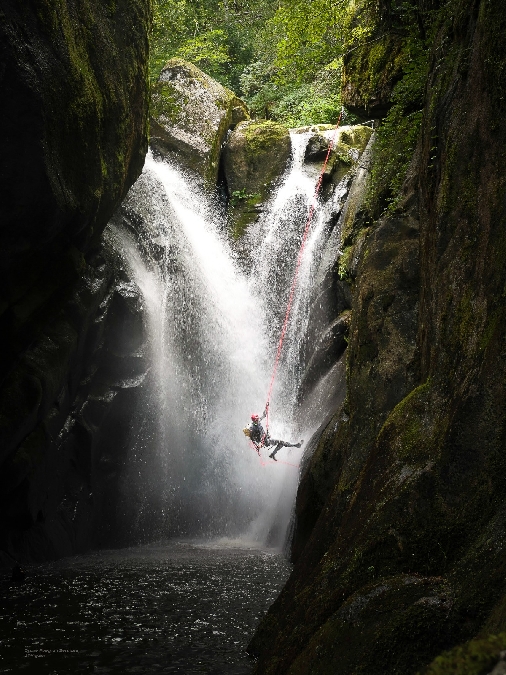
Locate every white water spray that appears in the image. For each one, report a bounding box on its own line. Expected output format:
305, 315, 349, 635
108, 130, 350, 547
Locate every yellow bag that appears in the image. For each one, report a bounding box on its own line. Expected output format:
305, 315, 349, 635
242, 427, 251, 438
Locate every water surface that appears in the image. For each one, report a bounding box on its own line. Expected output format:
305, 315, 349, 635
0, 542, 291, 674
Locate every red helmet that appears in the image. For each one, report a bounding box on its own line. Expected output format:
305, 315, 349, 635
251, 414, 260, 422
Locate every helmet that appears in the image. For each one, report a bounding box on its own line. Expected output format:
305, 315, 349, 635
251, 414, 259, 422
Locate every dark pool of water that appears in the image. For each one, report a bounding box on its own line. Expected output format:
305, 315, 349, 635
0, 541, 291, 674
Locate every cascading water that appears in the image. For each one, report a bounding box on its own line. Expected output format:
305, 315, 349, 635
107, 129, 352, 549
247, 131, 352, 433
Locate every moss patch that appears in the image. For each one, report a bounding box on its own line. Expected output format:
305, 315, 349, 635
223, 119, 291, 236
33, 0, 150, 236
377, 379, 448, 464
419, 634, 506, 675
342, 33, 407, 116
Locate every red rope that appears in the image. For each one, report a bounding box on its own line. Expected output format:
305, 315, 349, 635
264, 112, 344, 428
248, 440, 299, 469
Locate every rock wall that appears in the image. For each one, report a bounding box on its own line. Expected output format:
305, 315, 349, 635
0, 0, 151, 569
250, 0, 506, 672
341, 33, 406, 118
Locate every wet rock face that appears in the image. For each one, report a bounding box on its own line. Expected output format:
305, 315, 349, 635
299, 312, 350, 399
297, 129, 373, 406
223, 120, 291, 237
251, 0, 506, 672
304, 134, 331, 162
150, 58, 249, 185
0, 243, 149, 568
0, 0, 151, 568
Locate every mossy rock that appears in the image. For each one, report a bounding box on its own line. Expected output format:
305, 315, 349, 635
223, 120, 291, 237
302, 125, 373, 188
0, 0, 150, 271
150, 58, 249, 185
376, 379, 449, 464
0, 0, 150, 400
251, 2, 506, 674
284, 575, 455, 675
339, 125, 374, 153
419, 634, 506, 675
342, 33, 407, 118
304, 134, 331, 162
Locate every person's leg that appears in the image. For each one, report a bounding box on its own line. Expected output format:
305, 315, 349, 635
268, 440, 283, 461
269, 439, 304, 460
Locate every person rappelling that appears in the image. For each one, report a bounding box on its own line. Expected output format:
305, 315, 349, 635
243, 113, 343, 467
244, 403, 303, 461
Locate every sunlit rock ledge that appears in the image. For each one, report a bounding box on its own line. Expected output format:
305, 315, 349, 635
150, 58, 249, 186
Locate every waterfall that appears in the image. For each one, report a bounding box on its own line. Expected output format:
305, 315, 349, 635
247, 132, 351, 435
106, 130, 350, 548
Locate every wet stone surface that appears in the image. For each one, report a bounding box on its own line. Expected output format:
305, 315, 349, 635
0, 542, 291, 674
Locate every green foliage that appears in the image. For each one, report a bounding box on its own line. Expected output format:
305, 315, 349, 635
338, 245, 354, 280
150, 0, 198, 82
240, 59, 343, 127
150, 0, 352, 127
229, 189, 261, 207
268, 0, 352, 85
149, 0, 435, 135
150, 0, 275, 90
273, 84, 341, 127
176, 30, 230, 82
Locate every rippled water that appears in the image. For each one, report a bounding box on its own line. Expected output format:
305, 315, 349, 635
0, 542, 291, 674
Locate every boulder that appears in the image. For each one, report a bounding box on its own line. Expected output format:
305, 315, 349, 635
303, 125, 374, 187
304, 134, 331, 162
150, 59, 249, 185
223, 120, 291, 237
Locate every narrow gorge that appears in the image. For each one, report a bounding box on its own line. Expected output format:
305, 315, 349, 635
1, 1, 506, 674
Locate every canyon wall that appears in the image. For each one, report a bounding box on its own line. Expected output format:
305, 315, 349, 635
0, 0, 151, 568
250, 0, 506, 672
